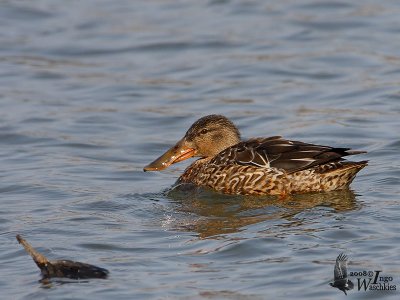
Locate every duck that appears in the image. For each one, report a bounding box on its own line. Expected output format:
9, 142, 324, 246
143, 114, 367, 196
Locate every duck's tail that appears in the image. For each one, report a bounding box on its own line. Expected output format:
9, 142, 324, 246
344, 150, 367, 156
320, 160, 368, 190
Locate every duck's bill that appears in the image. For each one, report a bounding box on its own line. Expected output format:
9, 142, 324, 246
143, 140, 196, 171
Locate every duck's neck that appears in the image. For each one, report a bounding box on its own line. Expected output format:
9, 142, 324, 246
178, 158, 211, 184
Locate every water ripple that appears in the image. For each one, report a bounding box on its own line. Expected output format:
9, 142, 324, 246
1, 0, 399, 299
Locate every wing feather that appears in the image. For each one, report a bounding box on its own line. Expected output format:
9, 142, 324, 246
334, 253, 349, 280
211, 137, 366, 173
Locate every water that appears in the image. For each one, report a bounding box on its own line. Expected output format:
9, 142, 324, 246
1, 0, 399, 299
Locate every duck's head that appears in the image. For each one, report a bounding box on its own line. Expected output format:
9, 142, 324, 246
144, 114, 241, 171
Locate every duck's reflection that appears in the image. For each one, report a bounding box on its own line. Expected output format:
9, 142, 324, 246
167, 185, 359, 238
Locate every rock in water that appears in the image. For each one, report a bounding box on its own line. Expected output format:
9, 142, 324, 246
16, 235, 109, 280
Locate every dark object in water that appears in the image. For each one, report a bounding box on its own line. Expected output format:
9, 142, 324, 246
16, 235, 109, 280
330, 253, 354, 295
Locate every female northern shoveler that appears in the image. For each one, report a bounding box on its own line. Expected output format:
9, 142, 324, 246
143, 115, 367, 196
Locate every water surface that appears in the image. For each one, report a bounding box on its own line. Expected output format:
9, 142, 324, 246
1, 0, 399, 299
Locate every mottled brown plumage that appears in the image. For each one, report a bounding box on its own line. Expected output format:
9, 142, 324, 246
144, 115, 367, 195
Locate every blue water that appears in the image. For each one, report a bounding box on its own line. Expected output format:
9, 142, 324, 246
0, 0, 399, 299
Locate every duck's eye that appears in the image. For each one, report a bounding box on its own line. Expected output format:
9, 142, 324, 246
200, 129, 208, 135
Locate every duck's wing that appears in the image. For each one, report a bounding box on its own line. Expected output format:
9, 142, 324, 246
212, 136, 366, 173
334, 253, 349, 280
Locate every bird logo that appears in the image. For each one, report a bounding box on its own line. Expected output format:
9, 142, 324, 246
330, 253, 354, 295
